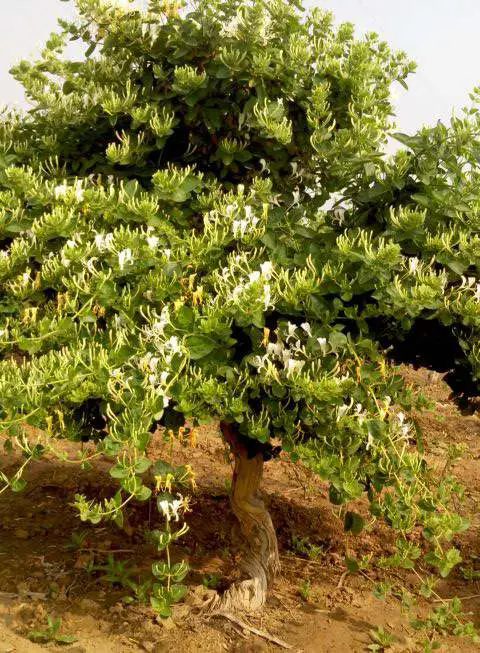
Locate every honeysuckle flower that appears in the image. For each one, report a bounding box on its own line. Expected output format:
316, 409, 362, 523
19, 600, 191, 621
337, 404, 350, 419
287, 322, 297, 338
147, 235, 159, 249
232, 219, 247, 237
74, 182, 84, 202
248, 270, 260, 283
148, 356, 160, 371
65, 240, 76, 249
408, 257, 419, 273
54, 183, 68, 199
232, 284, 244, 299
165, 336, 181, 354
317, 337, 327, 352
301, 322, 312, 337
118, 248, 133, 270
157, 494, 185, 522
260, 261, 273, 279
86, 257, 98, 273
95, 232, 114, 251
285, 358, 305, 377
267, 342, 283, 357
164, 249, 171, 260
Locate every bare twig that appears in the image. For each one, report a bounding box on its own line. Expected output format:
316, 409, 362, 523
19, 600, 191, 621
0, 591, 47, 600
432, 594, 480, 602
336, 570, 348, 589
79, 548, 134, 554
214, 612, 293, 649
280, 554, 324, 567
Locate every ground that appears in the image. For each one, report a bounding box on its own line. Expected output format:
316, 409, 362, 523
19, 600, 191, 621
0, 367, 479, 653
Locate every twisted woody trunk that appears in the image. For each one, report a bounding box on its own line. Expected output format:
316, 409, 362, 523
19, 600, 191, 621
205, 422, 280, 613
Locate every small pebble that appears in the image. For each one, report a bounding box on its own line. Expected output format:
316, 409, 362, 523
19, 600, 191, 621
14, 529, 29, 539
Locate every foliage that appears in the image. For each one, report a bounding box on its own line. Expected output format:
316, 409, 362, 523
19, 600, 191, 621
28, 616, 78, 645
0, 0, 479, 620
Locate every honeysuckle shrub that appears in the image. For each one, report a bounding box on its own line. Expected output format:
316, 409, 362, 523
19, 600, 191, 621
0, 0, 478, 607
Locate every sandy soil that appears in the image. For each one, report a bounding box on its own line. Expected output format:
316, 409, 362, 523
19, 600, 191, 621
0, 366, 479, 653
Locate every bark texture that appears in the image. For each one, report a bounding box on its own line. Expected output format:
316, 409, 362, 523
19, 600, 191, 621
205, 422, 280, 613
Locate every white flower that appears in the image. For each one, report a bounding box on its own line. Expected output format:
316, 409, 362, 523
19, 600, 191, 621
118, 248, 133, 271
146, 235, 159, 249
337, 404, 350, 419
158, 494, 185, 522
267, 342, 283, 357
244, 205, 253, 220
159, 371, 169, 385
164, 249, 171, 260
54, 183, 68, 199
301, 322, 312, 337
149, 373, 156, 384
408, 257, 419, 273
232, 284, 244, 299
260, 261, 273, 280
285, 358, 305, 377
317, 337, 327, 353
95, 232, 114, 251
111, 368, 122, 378
248, 270, 261, 283
232, 219, 247, 237
74, 182, 84, 202
148, 356, 160, 371
287, 322, 297, 338
65, 240, 76, 249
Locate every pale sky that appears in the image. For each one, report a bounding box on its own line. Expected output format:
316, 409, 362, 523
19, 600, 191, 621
1, 0, 480, 136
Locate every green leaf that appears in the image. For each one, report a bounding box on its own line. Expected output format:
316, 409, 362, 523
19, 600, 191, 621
185, 335, 216, 360
28, 631, 49, 643
168, 583, 188, 603
55, 634, 78, 644
62, 80, 76, 95
109, 464, 129, 479
134, 458, 152, 474
11, 478, 27, 492
150, 596, 172, 617
114, 511, 124, 528
135, 485, 152, 501
328, 484, 346, 505
345, 557, 360, 573
344, 511, 365, 535
85, 42, 96, 57
176, 306, 195, 331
